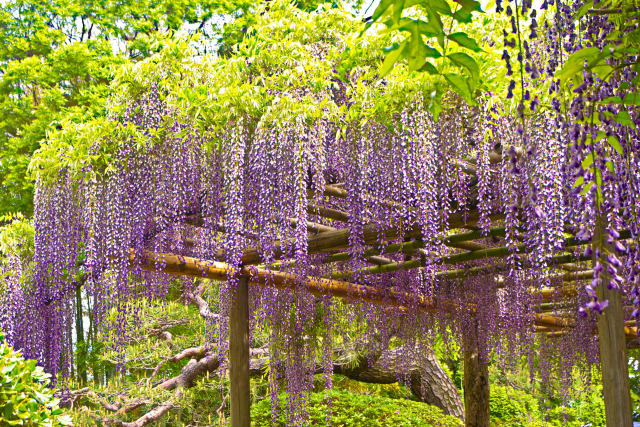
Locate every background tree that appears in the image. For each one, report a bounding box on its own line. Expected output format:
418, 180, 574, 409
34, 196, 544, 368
0, 0, 282, 215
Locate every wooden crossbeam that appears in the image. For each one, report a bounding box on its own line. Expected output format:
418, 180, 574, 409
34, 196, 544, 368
240, 210, 484, 265
538, 325, 638, 341
306, 203, 350, 222
339, 231, 629, 280
322, 226, 506, 266
134, 250, 437, 309
447, 240, 487, 251
496, 269, 593, 287
131, 250, 602, 333
294, 216, 396, 265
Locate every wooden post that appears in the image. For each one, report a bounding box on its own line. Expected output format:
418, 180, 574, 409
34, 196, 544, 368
230, 276, 250, 427
594, 220, 632, 426
75, 283, 87, 384
463, 319, 490, 427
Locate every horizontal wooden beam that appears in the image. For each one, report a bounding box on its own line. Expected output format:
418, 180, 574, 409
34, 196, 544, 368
136, 250, 437, 310
437, 252, 592, 280
240, 210, 484, 265
323, 226, 506, 267
306, 203, 350, 223
539, 325, 638, 341
323, 240, 425, 263
339, 231, 630, 280
447, 240, 487, 251
133, 250, 573, 332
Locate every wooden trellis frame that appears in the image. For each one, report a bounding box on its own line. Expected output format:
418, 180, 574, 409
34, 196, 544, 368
130, 154, 637, 426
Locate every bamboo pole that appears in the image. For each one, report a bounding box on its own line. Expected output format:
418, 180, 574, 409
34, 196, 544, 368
240, 210, 484, 265
436, 252, 593, 280
445, 227, 507, 244
295, 216, 396, 265
137, 250, 437, 310
306, 203, 350, 223
324, 227, 506, 265
496, 269, 593, 287
133, 250, 589, 332
537, 325, 638, 341
323, 239, 426, 263
447, 240, 487, 251
346, 231, 629, 280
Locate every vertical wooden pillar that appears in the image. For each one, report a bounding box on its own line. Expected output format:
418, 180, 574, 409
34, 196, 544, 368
594, 220, 632, 426
596, 285, 632, 426
230, 276, 250, 427
463, 319, 490, 427
75, 283, 87, 384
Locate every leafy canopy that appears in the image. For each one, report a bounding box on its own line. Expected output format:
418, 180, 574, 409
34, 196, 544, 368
0, 329, 71, 426
32, 0, 507, 184
0, 0, 269, 215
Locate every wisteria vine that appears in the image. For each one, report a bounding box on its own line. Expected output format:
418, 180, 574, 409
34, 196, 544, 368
1, 1, 639, 424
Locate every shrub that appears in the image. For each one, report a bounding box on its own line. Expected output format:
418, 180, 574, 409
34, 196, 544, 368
0, 329, 71, 426
543, 389, 606, 427
490, 385, 542, 427
251, 388, 462, 426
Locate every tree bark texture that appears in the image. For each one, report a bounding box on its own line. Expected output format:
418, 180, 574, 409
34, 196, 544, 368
333, 345, 464, 420
229, 277, 250, 427
594, 217, 633, 427
463, 321, 490, 427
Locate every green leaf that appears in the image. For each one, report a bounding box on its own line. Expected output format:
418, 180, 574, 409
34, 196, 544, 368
602, 96, 623, 104
447, 32, 482, 52
616, 111, 636, 129
580, 181, 595, 195
592, 63, 613, 81
407, 39, 441, 71
607, 135, 624, 156
396, 18, 441, 38
447, 52, 480, 83
623, 92, 640, 105
605, 160, 615, 173
452, 0, 483, 23
393, 0, 406, 25
444, 73, 473, 102
363, 0, 398, 34
556, 47, 600, 83
424, 7, 444, 34
581, 153, 594, 169
572, 176, 584, 188
575, 1, 593, 19
380, 42, 406, 76
416, 0, 452, 15
421, 61, 439, 74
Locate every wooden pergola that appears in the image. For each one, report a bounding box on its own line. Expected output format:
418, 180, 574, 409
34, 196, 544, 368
130, 149, 637, 427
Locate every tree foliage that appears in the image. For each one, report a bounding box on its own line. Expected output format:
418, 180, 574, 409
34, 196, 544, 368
0, 329, 71, 426
365, 0, 485, 114
0, 0, 278, 214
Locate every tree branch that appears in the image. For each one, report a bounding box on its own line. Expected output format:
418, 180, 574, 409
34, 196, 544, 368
147, 346, 207, 386
73, 342, 463, 425
185, 283, 220, 322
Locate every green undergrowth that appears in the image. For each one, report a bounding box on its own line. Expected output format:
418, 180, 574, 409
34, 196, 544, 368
64, 293, 612, 426
488, 384, 606, 427
251, 389, 463, 427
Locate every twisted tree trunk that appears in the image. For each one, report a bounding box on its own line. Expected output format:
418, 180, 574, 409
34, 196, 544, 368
333, 345, 464, 420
